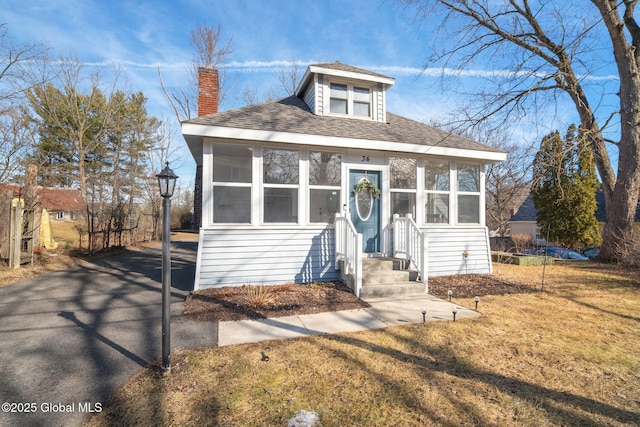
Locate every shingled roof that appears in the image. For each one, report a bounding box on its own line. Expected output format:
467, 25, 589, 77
184, 95, 503, 154
309, 61, 394, 80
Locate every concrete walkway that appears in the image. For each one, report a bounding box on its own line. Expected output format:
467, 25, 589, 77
218, 294, 479, 346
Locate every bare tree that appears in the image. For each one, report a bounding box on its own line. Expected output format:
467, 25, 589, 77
0, 24, 49, 105
276, 61, 302, 97
434, 120, 533, 239
245, 61, 303, 105
484, 135, 533, 239
0, 107, 35, 183
0, 24, 48, 183
403, 0, 640, 261
159, 23, 233, 121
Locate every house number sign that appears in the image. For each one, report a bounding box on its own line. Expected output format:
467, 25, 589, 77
361, 155, 370, 162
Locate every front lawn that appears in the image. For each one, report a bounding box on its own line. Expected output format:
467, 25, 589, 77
87, 262, 640, 426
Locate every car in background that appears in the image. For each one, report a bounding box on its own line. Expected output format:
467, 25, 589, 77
582, 247, 600, 259
522, 247, 590, 261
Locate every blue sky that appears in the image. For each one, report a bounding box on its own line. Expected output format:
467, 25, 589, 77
1, 0, 620, 184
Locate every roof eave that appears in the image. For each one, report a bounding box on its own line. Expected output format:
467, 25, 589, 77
308, 65, 395, 86
181, 123, 507, 162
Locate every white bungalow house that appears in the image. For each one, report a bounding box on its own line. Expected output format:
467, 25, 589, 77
182, 62, 506, 297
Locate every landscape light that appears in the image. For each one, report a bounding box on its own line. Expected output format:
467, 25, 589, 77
421, 307, 427, 323
447, 290, 453, 302
474, 296, 480, 310
452, 305, 458, 322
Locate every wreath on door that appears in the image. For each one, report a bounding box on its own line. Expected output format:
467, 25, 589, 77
353, 179, 380, 199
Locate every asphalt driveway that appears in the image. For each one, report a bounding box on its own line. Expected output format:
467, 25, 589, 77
0, 236, 216, 427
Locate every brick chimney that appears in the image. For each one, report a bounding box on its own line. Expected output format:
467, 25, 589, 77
193, 67, 219, 230
197, 67, 219, 117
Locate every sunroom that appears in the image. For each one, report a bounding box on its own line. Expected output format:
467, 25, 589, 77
182, 62, 506, 294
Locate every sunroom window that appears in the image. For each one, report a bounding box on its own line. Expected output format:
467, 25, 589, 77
263, 148, 299, 223
212, 143, 252, 223
329, 83, 371, 118
390, 157, 416, 218
425, 160, 450, 224
457, 162, 481, 224
309, 151, 342, 223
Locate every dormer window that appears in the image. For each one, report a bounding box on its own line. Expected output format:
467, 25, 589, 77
295, 62, 395, 122
330, 83, 348, 114
329, 83, 371, 118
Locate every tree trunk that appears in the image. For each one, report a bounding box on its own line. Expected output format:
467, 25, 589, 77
592, 0, 640, 260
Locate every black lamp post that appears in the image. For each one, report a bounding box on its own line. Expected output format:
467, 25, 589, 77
156, 162, 178, 371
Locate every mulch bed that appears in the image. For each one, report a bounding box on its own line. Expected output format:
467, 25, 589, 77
428, 274, 539, 299
183, 274, 536, 323
183, 281, 370, 322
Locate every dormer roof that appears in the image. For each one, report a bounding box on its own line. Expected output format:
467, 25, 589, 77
183, 62, 507, 164
295, 61, 395, 96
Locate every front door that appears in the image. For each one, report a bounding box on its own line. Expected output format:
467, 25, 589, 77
349, 170, 381, 253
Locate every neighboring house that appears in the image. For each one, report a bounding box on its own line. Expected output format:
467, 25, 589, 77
38, 187, 86, 221
509, 188, 640, 244
182, 62, 507, 293
0, 185, 85, 221
0, 185, 86, 253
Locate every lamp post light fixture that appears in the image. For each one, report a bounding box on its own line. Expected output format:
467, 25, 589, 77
452, 305, 458, 322
156, 162, 178, 372
447, 289, 453, 302
421, 307, 427, 323
474, 296, 480, 310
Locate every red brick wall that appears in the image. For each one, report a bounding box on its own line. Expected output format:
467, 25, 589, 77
194, 67, 218, 229
198, 67, 219, 116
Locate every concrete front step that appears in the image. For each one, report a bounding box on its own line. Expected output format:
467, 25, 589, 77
362, 269, 418, 285
360, 257, 423, 297
362, 257, 409, 273
360, 281, 426, 298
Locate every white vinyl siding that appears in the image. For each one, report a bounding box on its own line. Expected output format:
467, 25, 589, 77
376, 83, 385, 122
425, 226, 492, 276
303, 81, 316, 113
194, 227, 338, 289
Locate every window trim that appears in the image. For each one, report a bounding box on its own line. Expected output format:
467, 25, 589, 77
308, 150, 343, 224
455, 161, 482, 225
390, 156, 417, 219
326, 80, 373, 119
424, 159, 451, 225
262, 146, 301, 224
211, 142, 254, 225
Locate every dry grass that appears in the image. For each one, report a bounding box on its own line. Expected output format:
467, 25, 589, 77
87, 262, 640, 426
240, 284, 275, 310
50, 220, 84, 248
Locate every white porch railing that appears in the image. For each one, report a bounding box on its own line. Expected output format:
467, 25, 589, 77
335, 213, 363, 297
393, 214, 428, 291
